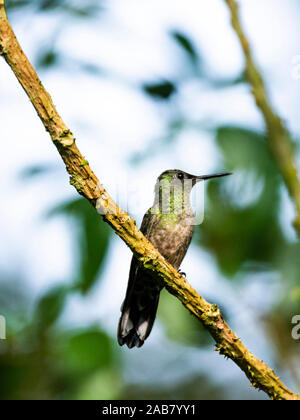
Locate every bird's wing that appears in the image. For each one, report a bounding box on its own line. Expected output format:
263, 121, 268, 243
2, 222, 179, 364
121, 209, 157, 304
120, 209, 160, 303
117, 210, 161, 348
140, 208, 159, 236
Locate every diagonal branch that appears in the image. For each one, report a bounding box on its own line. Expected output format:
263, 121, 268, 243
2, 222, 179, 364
0, 2, 299, 400
0, 0, 6, 19
224, 0, 300, 236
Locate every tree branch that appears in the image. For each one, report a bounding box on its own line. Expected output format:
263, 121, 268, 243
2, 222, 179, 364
0, 2, 299, 400
224, 0, 300, 235
0, 0, 6, 19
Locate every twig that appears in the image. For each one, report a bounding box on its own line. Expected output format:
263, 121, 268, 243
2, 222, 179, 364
0, 1, 299, 400
224, 0, 300, 235
0, 0, 6, 19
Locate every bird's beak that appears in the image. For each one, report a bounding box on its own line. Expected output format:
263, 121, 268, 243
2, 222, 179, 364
193, 172, 232, 183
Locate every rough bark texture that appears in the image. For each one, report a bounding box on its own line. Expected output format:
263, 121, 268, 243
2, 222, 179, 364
224, 0, 300, 235
0, 1, 299, 400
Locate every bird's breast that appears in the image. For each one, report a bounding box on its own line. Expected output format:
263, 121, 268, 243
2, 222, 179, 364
148, 216, 194, 269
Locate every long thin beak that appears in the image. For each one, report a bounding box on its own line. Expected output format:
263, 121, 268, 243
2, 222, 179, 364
194, 172, 232, 182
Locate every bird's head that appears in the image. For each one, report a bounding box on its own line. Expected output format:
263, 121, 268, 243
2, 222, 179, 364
154, 169, 231, 214
156, 169, 231, 189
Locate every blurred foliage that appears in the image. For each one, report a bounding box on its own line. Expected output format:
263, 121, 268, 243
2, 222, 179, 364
143, 80, 176, 101
124, 375, 228, 400
49, 198, 111, 294
170, 30, 202, 72
37, 49, 59, 69
158, 291, 213, 347
137, 30, 245, 165
35, 284, 69, 330
0, 197, 115, 400
6, 0, 105, 72
199, 126, 284, 276
6, 0, 103, 17
198, 125, 300, 385
61, 329, 112, 376
0, 321, 120, 399
19, 163, 58, 179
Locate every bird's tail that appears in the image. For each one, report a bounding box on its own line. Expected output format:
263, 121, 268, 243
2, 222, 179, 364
118, 277, 161, 349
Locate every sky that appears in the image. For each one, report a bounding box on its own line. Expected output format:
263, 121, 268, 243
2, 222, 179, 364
1, 0, 300, 398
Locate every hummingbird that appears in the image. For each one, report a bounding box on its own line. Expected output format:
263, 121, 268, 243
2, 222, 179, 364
118, 169, 231, 348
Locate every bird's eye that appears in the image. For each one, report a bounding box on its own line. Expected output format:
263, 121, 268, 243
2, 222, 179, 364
177, 173, 184, 180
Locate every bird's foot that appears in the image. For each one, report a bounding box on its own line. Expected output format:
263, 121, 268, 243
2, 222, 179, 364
178, 269, 186, 277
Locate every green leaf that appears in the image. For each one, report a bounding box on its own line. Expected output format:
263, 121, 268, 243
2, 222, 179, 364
170, 30, 199, 66
199, 191, 284, 275
196, 126, 286, 276
62, 329, 113, 376
158, 291, 213, 347
19, 164, 57, 180
38, 0, 100, 17
143, 80, 176, 100
275, 242, 300, 298
36, 50, 59, 69
7, 0, 102, 17
6, 0, 30, 10
35, 285, 68, 329
217, 126, 277, 176
208, 73, 246, 89
49, 198, 111, 294
216, 126, 282, 213
77, 368, 123, 400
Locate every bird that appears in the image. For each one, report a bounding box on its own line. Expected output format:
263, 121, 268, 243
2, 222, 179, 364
118, 169, 231, 349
